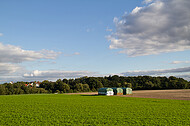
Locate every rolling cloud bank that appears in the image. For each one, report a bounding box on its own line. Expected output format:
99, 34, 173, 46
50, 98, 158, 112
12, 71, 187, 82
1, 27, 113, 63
107, 0, 190, 57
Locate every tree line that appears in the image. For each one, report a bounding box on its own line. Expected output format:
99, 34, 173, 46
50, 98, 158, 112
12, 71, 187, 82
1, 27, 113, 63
0, 75, 190, 95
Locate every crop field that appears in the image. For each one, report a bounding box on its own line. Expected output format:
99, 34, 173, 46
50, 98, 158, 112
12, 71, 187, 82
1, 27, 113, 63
0, 94, 190, 125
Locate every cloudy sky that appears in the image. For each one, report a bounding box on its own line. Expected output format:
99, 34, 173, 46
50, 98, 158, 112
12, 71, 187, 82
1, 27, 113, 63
1, 0, 190, 83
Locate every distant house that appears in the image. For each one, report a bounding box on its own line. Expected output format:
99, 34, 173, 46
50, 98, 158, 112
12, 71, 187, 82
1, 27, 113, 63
24, 82, 40, 88
112, 88, 123, 95
30, 83, 33, 86
35, 83, 40, 88
98, 87, 132, 96
122, 87, 132, 95
98, 88, 114, 96
25, 83, 33, 87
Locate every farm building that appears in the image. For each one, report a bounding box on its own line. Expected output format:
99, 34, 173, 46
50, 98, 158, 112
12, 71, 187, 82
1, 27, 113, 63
112, 88, 123, 95
35, 83, 40, 87
122, 87, 132, 95
98, 88, 114, 96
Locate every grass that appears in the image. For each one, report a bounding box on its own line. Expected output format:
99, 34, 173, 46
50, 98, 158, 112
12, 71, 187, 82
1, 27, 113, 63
0, 94, 190, 125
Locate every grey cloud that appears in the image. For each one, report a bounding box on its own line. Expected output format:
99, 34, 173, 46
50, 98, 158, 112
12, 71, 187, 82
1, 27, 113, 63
170, 61, 190, 64
176, 74, 190, 81
121, 66, 190, 76
0, 63, 21, 75
108, 0, 190, 56
0, 76, 23, 84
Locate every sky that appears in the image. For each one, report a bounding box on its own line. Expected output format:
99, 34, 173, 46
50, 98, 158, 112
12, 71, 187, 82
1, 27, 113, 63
0, 0, 190, 83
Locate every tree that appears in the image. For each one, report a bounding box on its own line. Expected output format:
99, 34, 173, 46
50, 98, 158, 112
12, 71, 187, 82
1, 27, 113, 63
124, 82, 132, 88
83, 84, 90, 92
60, 83, 70, 93
0, 75, 189, 95
0, 85, 6, 95
57, 81, 65, 91
145, 81, 154, 89
96, 81, 103, 90
62, 79, 68, 84
74, 83, 83, 92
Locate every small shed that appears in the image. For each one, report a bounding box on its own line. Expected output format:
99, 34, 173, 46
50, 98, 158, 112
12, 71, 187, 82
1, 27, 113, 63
98, 88, 114, 96
122, 87, 132, 95
112, 88, 123, 95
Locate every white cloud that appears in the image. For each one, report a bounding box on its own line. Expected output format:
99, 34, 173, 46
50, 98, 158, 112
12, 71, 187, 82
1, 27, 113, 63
120, 66, 190, 76
23, 70, 97, 81
86, 28, 90, 32
64, 52, 80, 56
143, 0, 154, 4
0, 42, 61, 63
131, 7, 142, 14
0, 33, 3, 36
73, 52, 80, 55
0, 42, 61, 82
170, 61, 190, 64
86, 28, 94, 32
106, 27, 113, 32
108, 0, 190, 57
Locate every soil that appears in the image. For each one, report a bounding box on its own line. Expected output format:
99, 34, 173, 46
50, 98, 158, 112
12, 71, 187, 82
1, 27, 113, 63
123, 89, 190, 100
66, 89, 190, 100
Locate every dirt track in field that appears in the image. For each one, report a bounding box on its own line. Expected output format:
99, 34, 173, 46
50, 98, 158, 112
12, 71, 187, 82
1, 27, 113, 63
67, 89, 190, 100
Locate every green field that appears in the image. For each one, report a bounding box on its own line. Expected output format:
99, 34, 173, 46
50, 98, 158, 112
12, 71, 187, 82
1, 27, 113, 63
0, 94, 190, 125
